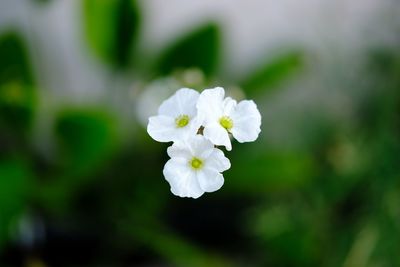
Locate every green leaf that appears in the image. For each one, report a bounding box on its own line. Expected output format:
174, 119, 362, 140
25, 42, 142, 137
0, 160, 32, 248
0, 32, 33, 85
228, 147, 315, 193
240, 51, 303, 96
0, 33, 35, 136
83, 0, 141, 68
155, 23, 221, 77
39, 110, 117, 214
0, 83, 35, 135
54, 109, 117, 175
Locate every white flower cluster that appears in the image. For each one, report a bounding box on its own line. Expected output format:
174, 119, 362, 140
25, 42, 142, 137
147, 87, 261, 198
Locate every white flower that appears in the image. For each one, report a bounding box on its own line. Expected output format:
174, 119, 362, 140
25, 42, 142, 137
196, 87, 261, 151
147, 86, 262, 198
163, 135, 231, 198
147, 88, 201, 142
135, 77, 181, 126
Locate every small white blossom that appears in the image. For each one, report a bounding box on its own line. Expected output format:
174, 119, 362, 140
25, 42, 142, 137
163, 135, 231, 198
147, 88, 201, 142
196, 87, 261, 151
146, 85, 262, 199
135, 77, 181, 126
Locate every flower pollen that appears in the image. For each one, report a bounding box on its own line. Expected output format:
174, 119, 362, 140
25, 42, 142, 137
190, 157, 203, 170
219, 116, 233, 131
175, 114, 190, 128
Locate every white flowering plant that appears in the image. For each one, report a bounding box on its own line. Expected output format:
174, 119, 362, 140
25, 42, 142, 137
147, 87, 261, 198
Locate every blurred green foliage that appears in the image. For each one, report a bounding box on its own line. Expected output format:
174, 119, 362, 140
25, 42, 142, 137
83, 0, 141, 69
0, 2, 400, 267
0, 160, 33, 249
0, 33, 33, 85
54, 109, 116, 174
36, 110, 118, 215
156, 23, 221, 77
240, 51, 303, 96
0, 33, 35, 136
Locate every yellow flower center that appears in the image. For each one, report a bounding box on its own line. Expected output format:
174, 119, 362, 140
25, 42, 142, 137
175, 114, 190, 128
190, 157, 203, 170
219, 116, 233, 131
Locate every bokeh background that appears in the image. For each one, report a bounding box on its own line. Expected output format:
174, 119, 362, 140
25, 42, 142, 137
1, 0, 400, 266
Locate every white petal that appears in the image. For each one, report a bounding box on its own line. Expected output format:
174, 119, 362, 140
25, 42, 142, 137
185, 116, 203, 139
134, 77, 180, 126
187, 135, 215, 158
196, 168, 224, 193
147, 114, 201, 143
203, 123, 232, 151
167, 141, 192, 159
163, 159, 204, 198
196, 87, 225, 124
147, 115, 178, 142
175, 116, 203, 142
231, 100, 261, 143
222, 97, 237, 116
158, 88, 199, 117
206, 148, 231, 172
169, 135, 215, 159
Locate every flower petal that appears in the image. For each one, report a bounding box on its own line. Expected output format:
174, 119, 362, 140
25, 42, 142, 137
159, 88, 199, 117
231, 100, 261, 143
206, 148, 231, 172
187, 135, 214, 157
147, 115, 178, 142
196, 87, 225, 124
167, 141, 192, 159
163, 159, 204, 198
196, 168, 224, 193
203, 123, 232, 151
186, 116, 203, 139
222, 97, 237, 116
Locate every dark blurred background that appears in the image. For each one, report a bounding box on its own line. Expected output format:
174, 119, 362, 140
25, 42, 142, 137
1, 0, 400, 266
